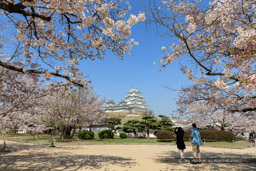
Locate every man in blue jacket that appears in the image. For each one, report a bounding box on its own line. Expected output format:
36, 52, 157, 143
190, 123, 203, 159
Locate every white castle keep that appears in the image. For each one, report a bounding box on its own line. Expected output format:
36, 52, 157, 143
103, 88, 148, 117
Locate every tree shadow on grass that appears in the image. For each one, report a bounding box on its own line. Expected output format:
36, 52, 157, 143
155, 150, 256, 171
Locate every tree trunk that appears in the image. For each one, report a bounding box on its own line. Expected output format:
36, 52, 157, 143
65, 126, 72, 139
61, 126, 73, 139
78, 126, 82, 134
70, 126, 76, 139
14, 126, 18, 136
133, 130, 137, 138
147, 129, 150, 139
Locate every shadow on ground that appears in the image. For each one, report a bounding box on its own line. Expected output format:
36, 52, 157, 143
0, 153, 136, 171
155, 150, 256, 171
0, 143, 136, 171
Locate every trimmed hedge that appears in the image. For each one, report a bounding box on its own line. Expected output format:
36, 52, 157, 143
98, 130, 114, 139
184, 131, 191, 140
200, 130, 236, 142
78, 131, 94, 140
184, 129, 236, 142
119, 133, 128, 139
156, 129, 236, 142
8, 130, 17, 135
156, 130, 174, 142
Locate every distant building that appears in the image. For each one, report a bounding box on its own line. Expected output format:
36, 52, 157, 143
103, 88, 148, 118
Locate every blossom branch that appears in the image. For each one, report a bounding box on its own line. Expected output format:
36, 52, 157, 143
0, 60, 84, 87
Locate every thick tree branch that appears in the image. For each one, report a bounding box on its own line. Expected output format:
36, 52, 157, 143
231, 107, 256, 113
0, 60, 84, 87
0, 1, 51, 21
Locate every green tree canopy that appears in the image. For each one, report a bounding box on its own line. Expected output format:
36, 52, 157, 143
106, 117, 121, 133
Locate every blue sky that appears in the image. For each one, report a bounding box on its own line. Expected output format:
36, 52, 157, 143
81, 32, 191, 117
80, 1, 195, 117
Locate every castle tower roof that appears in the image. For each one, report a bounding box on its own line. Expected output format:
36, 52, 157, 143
103, 88, 148, 116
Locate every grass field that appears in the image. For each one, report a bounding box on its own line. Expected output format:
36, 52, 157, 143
0, 133, 255, 149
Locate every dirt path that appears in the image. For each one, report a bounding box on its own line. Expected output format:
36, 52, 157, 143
0, 140, 256, 171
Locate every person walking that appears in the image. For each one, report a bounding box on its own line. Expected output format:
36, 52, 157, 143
190, 123, 203, 160
249, 130, 254, 142
174, 127, 186, 159
253, 131, 256, 143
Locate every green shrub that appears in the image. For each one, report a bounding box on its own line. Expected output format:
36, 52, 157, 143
156, 130, 174, 142
183, 129, 236, 142
78, 131, 94, 140
98, 130, 114, 139
119, 133, 128, 139
200, 130, 236, 142
184, 131, 191, 140
8, 130, 16, 135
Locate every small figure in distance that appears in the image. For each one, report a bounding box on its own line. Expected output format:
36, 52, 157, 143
249, 130, 255, 143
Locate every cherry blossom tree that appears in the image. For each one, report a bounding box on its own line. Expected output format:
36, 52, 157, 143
147, 0, 256, 128
1, 110, 50, 135
0, 80, 66, 134
167, 76, 256, 133
0, 80, 107, 138
0, 66, 79, 134
41, 85, 107, 139
0, 67, 52, 135
0, 67, 48, 117
176, 84, 255, 133
0, 0, 145, 87
0, 0, 146, 134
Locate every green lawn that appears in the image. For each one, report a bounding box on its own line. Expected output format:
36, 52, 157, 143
0, 134, 254, 149
76, 138, 161, 144
0, 134, 59, 144
24, 137, 56, 141
197, 141, 254, 149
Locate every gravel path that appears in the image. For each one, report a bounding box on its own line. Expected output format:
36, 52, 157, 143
0, 140, 256, 171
